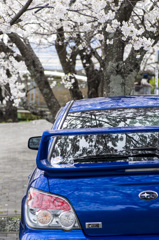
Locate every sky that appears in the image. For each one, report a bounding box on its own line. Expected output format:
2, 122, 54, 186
35, 45, 62, 70
35, 45, 83, 71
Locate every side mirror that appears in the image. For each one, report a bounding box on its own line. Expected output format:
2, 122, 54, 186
28, 136, 41, 150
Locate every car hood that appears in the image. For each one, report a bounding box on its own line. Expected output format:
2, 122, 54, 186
48, 172, 159, 237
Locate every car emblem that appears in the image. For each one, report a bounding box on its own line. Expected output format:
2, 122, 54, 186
139, 190, 158, 201
86, 222, 102, 229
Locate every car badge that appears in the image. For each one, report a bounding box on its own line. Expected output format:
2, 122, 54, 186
86, 222, 102, 229
139, 190, 158, 201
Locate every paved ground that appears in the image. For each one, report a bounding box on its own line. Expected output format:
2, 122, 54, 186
0, 233, 18, 240
0, 120, 52, 239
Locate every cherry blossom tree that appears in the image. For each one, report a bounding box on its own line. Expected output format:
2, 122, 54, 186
26, 0, 159, 96
0, 0, 61, 122
0, 0, 159, 121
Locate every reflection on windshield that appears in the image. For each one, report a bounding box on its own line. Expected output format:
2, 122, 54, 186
62, 107, 159, 129
50, 107, 159, 165
50, 132, 159, 164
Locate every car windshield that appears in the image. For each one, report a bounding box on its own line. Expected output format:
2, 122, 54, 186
62, 107, 159, 129
50, 107, 159, 165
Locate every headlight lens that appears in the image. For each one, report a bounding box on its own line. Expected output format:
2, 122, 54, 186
25, 187, 81, 230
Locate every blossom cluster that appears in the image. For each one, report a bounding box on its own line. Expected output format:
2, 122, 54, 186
61, 73, 75, 89
0, 0, 159, 103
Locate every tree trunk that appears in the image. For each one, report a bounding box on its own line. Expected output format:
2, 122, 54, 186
103, 62, 139, 96
103, 48, 145, 97
79, 50, 103, 98
8, 33, 61, 123
87, 70, 101, 98
0, 86, 4, 103
55, 28, 83, 100
0, 109, 4, 122
5, 83, 18, 122
0, 87, 5, 122
100, 0, 146, 97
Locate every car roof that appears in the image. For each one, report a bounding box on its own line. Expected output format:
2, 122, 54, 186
69, 95, 159, 112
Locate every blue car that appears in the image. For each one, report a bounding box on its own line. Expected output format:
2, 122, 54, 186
20, 95, 159, 240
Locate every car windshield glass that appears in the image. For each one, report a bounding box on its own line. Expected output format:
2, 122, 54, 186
50, 107, 159, 165
50, 132, 159, 164
62, 107, 159, 129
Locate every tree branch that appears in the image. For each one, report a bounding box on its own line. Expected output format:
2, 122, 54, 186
0, 40, 23, 62
10, 0, 33, 26
8, 32, 61, 122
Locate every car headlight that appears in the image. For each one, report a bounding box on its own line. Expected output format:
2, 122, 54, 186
25, 187, 81, 230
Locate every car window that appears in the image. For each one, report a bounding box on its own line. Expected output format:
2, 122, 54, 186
50, 132, 159, 164
50, 107, 159, 165
62, 107, 159, 129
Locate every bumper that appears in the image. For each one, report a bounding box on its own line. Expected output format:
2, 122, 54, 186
20, 230, 86, 240
19, 224, 159, 240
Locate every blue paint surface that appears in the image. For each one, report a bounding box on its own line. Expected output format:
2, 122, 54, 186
20, 96, 159, 239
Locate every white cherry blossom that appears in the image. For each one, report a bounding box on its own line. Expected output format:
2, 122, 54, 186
0, 0, 159, 103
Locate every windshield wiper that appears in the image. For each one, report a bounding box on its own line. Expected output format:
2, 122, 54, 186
73, 154, 129, 163
73, 150, 159, 163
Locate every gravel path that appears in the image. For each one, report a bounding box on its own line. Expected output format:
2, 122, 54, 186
0, 120, 52, 238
